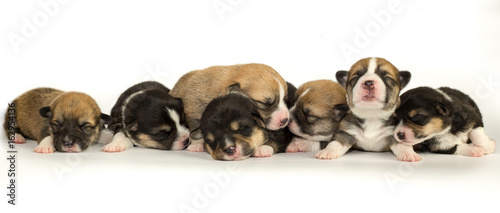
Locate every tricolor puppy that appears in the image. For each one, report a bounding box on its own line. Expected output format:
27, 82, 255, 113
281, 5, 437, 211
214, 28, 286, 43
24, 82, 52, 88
394, 86, 495, 158
200, 90, 293, 161
170, 63, 291, 152
4, 88, 111, 153
104, 81, 190, 152
315, 57, 414, 161
286, 80, 349, 153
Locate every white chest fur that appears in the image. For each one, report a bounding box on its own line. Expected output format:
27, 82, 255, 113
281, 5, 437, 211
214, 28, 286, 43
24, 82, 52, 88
346, 118, 394, 151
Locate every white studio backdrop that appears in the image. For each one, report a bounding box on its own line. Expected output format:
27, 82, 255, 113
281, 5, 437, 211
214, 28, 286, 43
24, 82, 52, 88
1, 0, 499, 212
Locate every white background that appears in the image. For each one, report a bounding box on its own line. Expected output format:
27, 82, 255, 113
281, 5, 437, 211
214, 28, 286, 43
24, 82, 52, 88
1, 0, 499, 212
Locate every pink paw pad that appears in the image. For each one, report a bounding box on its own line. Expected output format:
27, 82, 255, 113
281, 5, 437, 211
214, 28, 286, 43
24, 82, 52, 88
187, 143, 205, 152
14, 133, 26, 144
253, 145, 274, 158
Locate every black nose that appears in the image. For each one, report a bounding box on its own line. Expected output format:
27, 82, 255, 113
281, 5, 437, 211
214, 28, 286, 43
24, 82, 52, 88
224, 146, 236, 156
280, 118, 289, 127
364, 81, 374, 88
64, 140, 74, 148
397, 132, 405, 140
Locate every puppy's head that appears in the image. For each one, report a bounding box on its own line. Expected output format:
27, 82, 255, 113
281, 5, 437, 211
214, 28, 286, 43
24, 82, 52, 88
336, 57, 411, 117
122, 89, 190, 150
288, 80, 349, 141
232, 65, 291, 130
39, 92, 111, 152
201, 93, 267, 161
394, 87, 453, 145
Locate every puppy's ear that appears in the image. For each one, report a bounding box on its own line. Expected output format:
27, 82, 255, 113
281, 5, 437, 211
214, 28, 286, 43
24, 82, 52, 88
225, 83, 248, 96
333, 104, 349, 121
436, 102, 449, 116
39, 106, 52, 118
166, 97, 184, 108
285, 81, 297, 108
399, 71, 411, 89
335, 71, 349, 88
251, 112, 266, 128
190, 128, 203, 140
100, 113, 112, 125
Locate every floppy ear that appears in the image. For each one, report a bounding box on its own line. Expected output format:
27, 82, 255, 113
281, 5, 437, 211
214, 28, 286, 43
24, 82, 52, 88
436, 102, 449, 116
166, 97, 184, 108
333, 104, 349, 121
399, 71, 411, 89
39, 106, 52, 118
285, 81, 297, 108
251, 112, 266, 128
335, 71, 349, 88
100, 113, 112, 125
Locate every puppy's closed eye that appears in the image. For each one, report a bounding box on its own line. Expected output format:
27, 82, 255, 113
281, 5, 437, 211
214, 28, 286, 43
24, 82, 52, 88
153, 130, 171, 141
409, 114, 428, 126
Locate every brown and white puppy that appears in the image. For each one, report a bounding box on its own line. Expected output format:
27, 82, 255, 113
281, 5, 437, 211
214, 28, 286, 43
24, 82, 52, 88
394, 86, 495, 158
170, 63, 291, 152
315, 57, 414, 161
200, 91, 293, 161
286, 80, 349, 153
104, 81, 190, 152
4, 88, 111, 153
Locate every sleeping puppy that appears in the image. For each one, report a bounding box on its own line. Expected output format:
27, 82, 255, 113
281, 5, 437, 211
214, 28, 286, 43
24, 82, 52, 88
315, 57, 414, 161
4, 88, 111, 153
394, 86, 495, 158
104, 81, 190, 152
170, 63, 291, 152
200, 90, 293, 161
286, 80, 349, 153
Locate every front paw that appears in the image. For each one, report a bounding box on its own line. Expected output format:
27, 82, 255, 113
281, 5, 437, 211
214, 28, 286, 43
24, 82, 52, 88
457, 144, 485, 157
314, 149, 344, 160
103, 142, 127, 152
34, 144, 54, 154
14, 133, 26, 144
187, 143, 205, 152
396, 151, 422, 162
252, 145, 274, 158
484, 139, 496, 155
286, 139, 308, 153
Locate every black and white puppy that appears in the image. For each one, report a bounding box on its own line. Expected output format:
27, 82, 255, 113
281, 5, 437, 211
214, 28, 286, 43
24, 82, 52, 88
104, 81, 190, 152
394, 86, 495, 158
200, 83, 296, 161
315, 57, 414, 161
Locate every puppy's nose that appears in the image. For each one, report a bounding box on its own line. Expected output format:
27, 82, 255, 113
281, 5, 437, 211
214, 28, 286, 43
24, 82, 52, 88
364, 81, 374, 90
63, 140, 74, 148
397, 132, 405, 140
224, 146, 236, 156
279, 118, 289, 127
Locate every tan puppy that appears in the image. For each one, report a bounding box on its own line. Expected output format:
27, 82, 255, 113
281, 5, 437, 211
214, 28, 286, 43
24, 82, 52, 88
286, 80, 349, 152
170, 63, 291, 152
4, 88, 111, 153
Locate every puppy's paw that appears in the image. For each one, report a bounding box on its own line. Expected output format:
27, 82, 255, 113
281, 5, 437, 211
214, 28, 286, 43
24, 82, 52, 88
484, 139, 496, 155
103, 142, 127, 152
252, 145, 274, 158
14, 133, 26, 144
286, 138, 308, 153
187, 143, 205, 152
396, 151, 422, 162
34, 136, 54, 154
314, 149, 344, 160
457, 144, 485, 157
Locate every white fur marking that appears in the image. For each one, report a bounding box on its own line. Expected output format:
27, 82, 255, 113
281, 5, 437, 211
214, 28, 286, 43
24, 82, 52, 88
436, 88, 452, 101
34, 136, 55, 154
314, 141, 350, 159
468, 127, 495, 154
367, 57, 378, 74
347, 118, 394, 151
121, 90, 145, 132
103, 132, 134, 152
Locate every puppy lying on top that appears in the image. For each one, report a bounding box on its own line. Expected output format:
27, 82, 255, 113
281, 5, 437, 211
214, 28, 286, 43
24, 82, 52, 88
200, 84, 296, 160
4, 88, 111, 153
286, 80, 349, 153
104, 81, 190, 152
394, 86, 495, 159
170, 63, 292, 152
